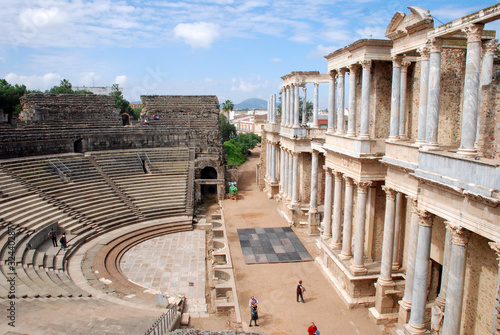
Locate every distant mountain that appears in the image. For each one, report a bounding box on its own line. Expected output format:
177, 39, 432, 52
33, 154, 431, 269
234, 98, 267, 110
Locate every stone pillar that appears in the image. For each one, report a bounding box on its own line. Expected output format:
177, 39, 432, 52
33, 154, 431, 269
442, 225, 471, 335
271, 143, 277, 182
416, 44, 431, 145
291, 152, 299, 205
488, 242, 500, 335
458, 23, 484, 156
435, 223, 453, 307
302, 85, 307, 126
477, 39, 498, 144
309, 151, 319, 213
331, 171, 343, 249
270, 94, 275, 123
398, 198, 419, 324
283, 151, 289, 196
351, 181, 370, 275
322, 167, 333, 239
265, 142, 270, 179
313, 82, 319, 128
283, 87, 288, 126
425, 38, 443, 148
374, 186, 397, 315
336, 68, 346, 134
405, 211, 435, 335
287, 150, 293, 201
359, 60, 372, 139
286, 86, 291, 126
339, 176, 354, 260
328, 71, 337, 132
392, 192, 403, 269
293, 84, 300, 128
389, 55, 402, 140
347, 64, 358, 137
280, 147, 285, 193
399, 61, 411, 140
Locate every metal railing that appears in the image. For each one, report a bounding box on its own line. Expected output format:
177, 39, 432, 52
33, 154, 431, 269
48, 159, 72, 182
143, 152, 153, 172
145, 305, 178, 335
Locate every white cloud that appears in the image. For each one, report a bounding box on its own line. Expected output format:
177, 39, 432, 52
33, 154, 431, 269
355, 26, 386, 40
308, 44, 339, 58
79, 72, 101, 86
18, 7, 68, 30
431, 6, 481, 22
230, 76, 268, 92
0, 57, 5, 63
4, 72, 62, 91
174, 22, 220, 49
270, 58, 281, 62
114, 75, 127, 87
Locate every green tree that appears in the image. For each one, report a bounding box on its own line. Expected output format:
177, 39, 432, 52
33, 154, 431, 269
237, 132, 261, 154
219, 113, 236, 141
223, 140, 246, 166
222, 99, 234, 115
110, 83, 132, 116
46, 79, 74, 94
0, 79, 27, 116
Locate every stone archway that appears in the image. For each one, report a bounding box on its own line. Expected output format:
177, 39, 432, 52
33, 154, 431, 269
200, 166, 218, 200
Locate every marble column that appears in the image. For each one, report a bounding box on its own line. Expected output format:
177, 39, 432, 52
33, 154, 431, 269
322, 167, 333, 239
339, 176, 354, 260
286, 86, 291, 126
283, 87, 288, 126
442, 225, 471, 335
392, 192, 403, 269
398, 198, 419, 323
271, 94, 276, 123
283, 151, 289, 196
359, 60, 372, 139
425, 38, 443, 148
378, 186, 397, 284
294, 84, 300, 128
331, 171, 343, 249
271, 144, 277, 182
328, 71, 337, 132
302, 85, 307, 126
291, 152, 299, 205
347, 64, 358, 137
280, 147, 285, 193
458, 23, 484, 156
435, 223, 453, 308
336, 68, 346, 134
399, 61, 411, 140
351, 181, 370, 274
405, 211, 435, 335
416, 43, 431, 145
313, 82, 319, 128
265, 142, 270, 178
287, 150, 293, 201
477, 39, 498, 144
389, 55, 402, 140
309, 151, 319, 213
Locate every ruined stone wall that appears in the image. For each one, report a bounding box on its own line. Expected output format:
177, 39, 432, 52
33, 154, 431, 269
478, 75, 500, 159
371, 61, 392, 139
461, 233, 497, 335
371, 183, 386, 261
300, 152, 312, 204
405, 63, 417, 140
19, 93, 121, 123
438, 48, 466, 147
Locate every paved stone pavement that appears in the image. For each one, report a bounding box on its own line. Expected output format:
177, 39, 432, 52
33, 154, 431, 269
120, 230, 208, 316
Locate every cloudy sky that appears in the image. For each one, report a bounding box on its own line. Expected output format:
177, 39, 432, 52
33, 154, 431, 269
1, 0, 498, 106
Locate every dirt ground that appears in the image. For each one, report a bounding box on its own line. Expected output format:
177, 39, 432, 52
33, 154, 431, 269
192, 146, 384, 335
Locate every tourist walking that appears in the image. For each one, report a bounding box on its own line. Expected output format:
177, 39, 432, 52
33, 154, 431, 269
297, 280, 305, 303
308, 322, 319, 335
48, 228, 58, 247
59, 233, 67, 250
249, 296, 259, 307
249, 300, 259, 327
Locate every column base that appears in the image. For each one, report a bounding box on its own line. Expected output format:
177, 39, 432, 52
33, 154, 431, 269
350, 263, 368, 275
335, 130, 346, 136
346, 132, 356, 137
368, 307, 399, 325
403, 322, 427, 335
358, 134, 370, 140
387, 136, 400, 141
338, 253, 352, 261
330, 242, 342, 250
398, 299, 412, 326
457, 147, 478, 157
421, 143, 440, 151
307, 211, 321, 236
375, 279, 397, 314
413, 140, 426, 147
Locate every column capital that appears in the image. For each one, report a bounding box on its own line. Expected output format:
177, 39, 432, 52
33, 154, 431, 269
348, 63, 359, 74
311, 149, 319, 157
323, 166, 332, 173
488, 242, 500, 260
329, 69, 337, 77
361, 59, 372, 70
338, 68, 347, 76
416, 209, 435, 227
462, 23, 484, 43
417, 42, 431, 60
406, 196, 418, 213
392, 55, 403, 67
314, 82, 319, 88
343, 175, 354, 187
302, 86, 307, 92
401, 60, 411, 72
382, 185, 397, 201
483, 39, 499, 54
428, 37, 443, 52
446, 223, 470, 246
333, 170, 343, 180
355, 181, 371, 193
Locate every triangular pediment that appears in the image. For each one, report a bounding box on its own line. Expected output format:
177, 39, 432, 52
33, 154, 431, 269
385, 6, 433, 40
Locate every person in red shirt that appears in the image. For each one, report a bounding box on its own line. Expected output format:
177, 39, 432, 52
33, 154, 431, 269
307, 322, 317, 335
